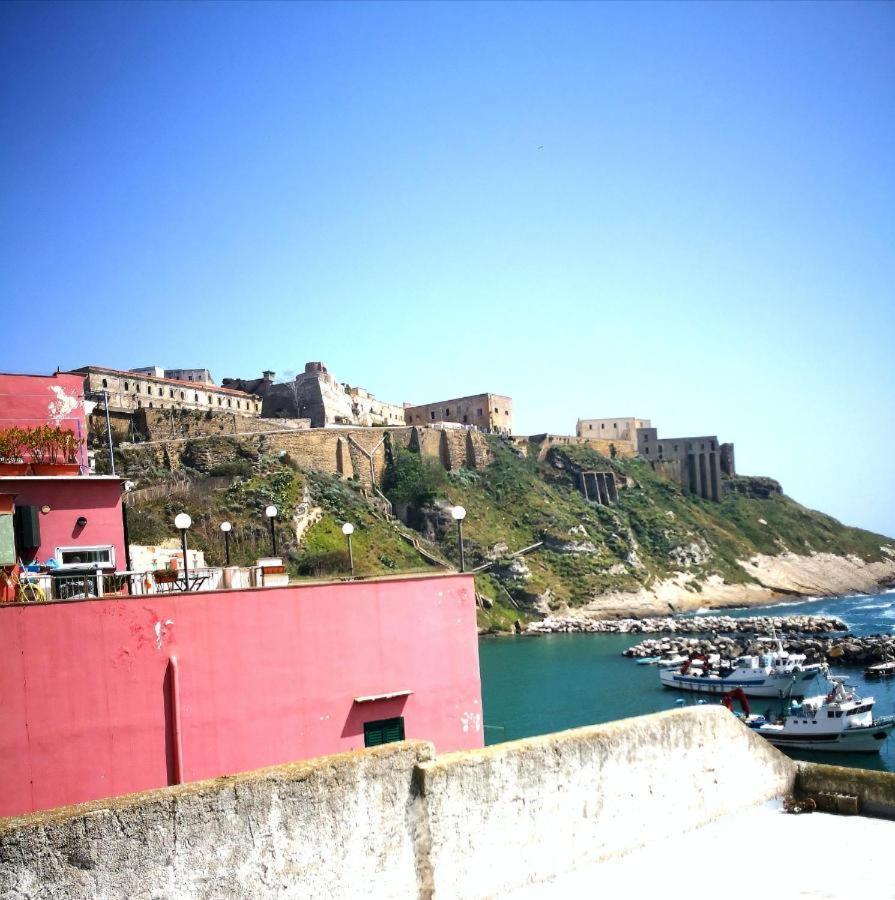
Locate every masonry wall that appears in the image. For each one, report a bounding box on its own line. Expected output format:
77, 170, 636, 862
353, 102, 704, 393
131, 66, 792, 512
121, 425, 490, 487
0, 707, 801, 899
0, 573, 482, 817
523, 433, 638, 461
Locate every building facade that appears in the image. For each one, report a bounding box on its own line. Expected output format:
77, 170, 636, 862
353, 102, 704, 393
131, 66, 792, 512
636, 428, 735, 502
0, 572, 483, 817
576, 417, 651, 449
72, 366, 262, 417
404, 394, 513, 435
131, 366, 215, 385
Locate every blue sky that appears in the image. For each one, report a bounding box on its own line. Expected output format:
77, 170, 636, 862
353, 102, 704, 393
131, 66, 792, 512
2, 2, 893, 537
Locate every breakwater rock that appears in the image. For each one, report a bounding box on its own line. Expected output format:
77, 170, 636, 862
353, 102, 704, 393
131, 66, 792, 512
624, 633, 895, 666
525, 614, 847, 636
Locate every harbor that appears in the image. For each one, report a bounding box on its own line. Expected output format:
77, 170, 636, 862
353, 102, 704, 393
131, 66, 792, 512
479, 590, 895, 772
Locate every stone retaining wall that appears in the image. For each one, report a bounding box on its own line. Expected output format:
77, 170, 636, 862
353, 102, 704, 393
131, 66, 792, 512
0, 707, 804, 899
118, 425, 490, 487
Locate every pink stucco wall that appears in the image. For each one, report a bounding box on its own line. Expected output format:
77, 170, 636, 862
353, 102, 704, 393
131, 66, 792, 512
0, 573, 482, 817
0, 371, 88, 470
0, 477, 125, 569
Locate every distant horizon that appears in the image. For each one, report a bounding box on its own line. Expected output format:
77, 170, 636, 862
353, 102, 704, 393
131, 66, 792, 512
2, 2, 892, 537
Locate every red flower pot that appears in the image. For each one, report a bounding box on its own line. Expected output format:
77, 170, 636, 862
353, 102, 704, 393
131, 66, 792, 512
0, 462, 31, 476
31, 463, 81, 476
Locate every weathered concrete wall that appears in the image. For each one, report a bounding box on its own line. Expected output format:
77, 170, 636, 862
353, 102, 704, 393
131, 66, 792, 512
0, 707, 811, 899
0, 742, 434, 900
797, 761, 895, 819
0, 706, 803, 899
415, 706, 796, 899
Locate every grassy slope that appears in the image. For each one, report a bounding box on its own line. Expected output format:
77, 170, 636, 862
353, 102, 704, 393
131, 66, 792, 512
424, 441, 892, 630
126, 454, 434, 579
121, 435, 892, 632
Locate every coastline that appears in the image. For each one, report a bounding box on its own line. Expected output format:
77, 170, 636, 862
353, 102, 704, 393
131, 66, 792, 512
525, 551, 895, 628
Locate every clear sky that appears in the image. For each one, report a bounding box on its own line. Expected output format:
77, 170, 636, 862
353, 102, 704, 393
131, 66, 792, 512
2, 2, 893, 537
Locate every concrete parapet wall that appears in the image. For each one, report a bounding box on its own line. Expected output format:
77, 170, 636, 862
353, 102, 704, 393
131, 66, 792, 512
0, 707, 802, 899
415, 706, 796, 899
796, 761, 895, 819
0, 742, 434, 900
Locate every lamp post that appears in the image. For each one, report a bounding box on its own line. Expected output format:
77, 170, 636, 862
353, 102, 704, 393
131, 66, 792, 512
265, 505, 278, 556
174, 513, 192, 589
451, 505, 467, 572
220, 521, 232, 566
342, 522, 355, 576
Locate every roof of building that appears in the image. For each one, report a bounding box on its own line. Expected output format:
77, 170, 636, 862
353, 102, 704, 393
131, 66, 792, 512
69, 366, 258, 399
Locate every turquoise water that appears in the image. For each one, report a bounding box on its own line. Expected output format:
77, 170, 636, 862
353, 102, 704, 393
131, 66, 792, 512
479, 590, 895, 772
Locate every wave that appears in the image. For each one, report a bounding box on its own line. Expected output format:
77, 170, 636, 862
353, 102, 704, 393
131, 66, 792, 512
855, 602, 893, 611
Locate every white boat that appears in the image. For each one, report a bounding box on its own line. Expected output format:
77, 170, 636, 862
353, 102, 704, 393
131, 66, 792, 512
659, 642, 825, 698
864, 660, 895, 678
748, 677, 895, 752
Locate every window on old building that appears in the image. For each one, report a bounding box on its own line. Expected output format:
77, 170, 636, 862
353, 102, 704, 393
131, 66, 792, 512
363, 716, 405, 748
194, 393, 199, 402
124, 382, 129, 391
430, 411, 435, 420
463, 415, 468, 423
169, 389, 174, 398
477, 408, 483, 417
101, 378, 108, 388
445, 408, 450, 416
217, 397, 222, 405
136, 384, 141, 393
227, 398, 232, 407
180, 391, 185, 400
494, 407, 498, 414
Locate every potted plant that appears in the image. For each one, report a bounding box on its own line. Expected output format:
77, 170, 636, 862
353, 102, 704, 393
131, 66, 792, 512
30, 425, 83, 476
0, 427, 32, 475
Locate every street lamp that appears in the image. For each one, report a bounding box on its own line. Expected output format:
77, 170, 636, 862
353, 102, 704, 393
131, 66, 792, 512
342, 522, 355, 576
174, 513, 192, 588
265, 505, 278, 556
451, 505, 467, 572
220, 521, 232, 566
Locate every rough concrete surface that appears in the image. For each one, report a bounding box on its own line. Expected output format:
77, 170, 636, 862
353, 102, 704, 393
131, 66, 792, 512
0, 742, 435, 900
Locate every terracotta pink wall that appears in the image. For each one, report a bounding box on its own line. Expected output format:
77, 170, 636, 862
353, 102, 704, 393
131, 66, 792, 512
0, 372, 88, 469
0, 477, 125, 568
0, 573, 482, 817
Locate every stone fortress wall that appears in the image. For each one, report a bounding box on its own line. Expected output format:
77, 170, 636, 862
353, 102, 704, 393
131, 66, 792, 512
0, 706, 821, 900
122, 415, 492, 489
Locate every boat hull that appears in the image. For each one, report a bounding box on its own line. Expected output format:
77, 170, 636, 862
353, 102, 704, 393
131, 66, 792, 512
756, 721, 895, 753
660, 668, 821, 697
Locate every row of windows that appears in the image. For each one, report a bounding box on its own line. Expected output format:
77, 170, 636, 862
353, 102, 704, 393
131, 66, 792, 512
101, 377, 259, 411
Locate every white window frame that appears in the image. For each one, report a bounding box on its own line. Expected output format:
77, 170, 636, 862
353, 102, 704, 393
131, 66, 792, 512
55, 545, 117, 571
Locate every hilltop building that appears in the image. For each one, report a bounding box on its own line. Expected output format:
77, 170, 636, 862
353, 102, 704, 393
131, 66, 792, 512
73, 366, 260, 416
637, 427, 736, 502
404, 394, 513, 435
225, 363, 405, 427
576, 417, 650, 454
130, 366, 215, 385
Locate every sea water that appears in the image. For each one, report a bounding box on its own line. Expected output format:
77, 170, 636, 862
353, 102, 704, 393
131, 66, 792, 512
478, 590, 895, 772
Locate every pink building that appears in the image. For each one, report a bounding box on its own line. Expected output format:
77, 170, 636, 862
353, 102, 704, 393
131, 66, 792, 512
0, 573, 483, 817
0, 372, 126, 595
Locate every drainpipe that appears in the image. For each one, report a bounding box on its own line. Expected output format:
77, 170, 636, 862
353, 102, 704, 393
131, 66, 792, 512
103, 389, 116, 476
167, 656, 185, 784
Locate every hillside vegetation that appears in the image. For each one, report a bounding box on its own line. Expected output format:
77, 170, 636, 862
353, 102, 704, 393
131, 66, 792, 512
119, 435, 893, 632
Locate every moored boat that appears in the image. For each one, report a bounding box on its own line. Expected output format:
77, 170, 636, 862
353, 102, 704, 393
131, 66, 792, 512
747, 677, 895, 752
659, 641, 825, 697
864, 660, 895, 678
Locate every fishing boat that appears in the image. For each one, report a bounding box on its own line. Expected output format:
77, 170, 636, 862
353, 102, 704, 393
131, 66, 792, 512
864, 659, 895, 678
659, 642, 825, 697
746, 677, 895, 752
